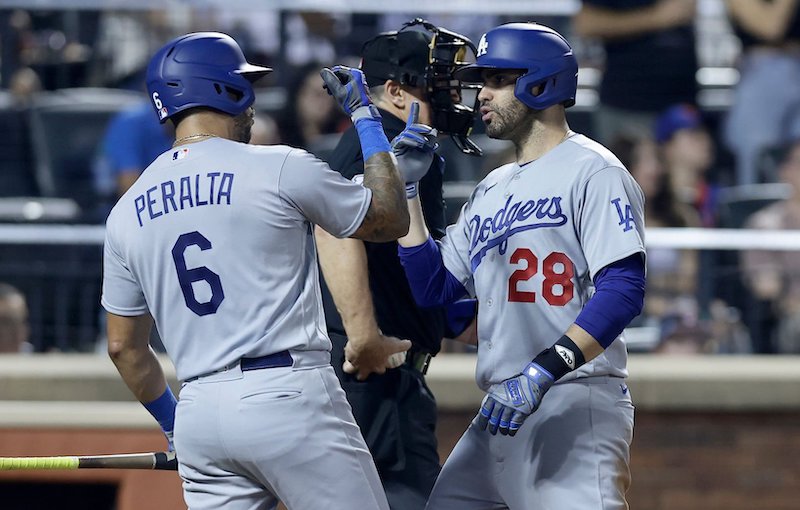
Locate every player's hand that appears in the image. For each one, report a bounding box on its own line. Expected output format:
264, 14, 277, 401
320, 65, 381, 122
475, 362, 555, 436
391, 102, 439, 198
343, 333, 412, 381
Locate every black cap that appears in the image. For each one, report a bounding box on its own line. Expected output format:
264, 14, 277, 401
360, 29, 432, 88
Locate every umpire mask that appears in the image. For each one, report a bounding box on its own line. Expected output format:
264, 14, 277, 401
361, 18, 482, 156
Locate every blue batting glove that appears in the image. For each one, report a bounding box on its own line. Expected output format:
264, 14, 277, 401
391, 102, 438, 197
476, 361, 555, 436
320, 65, 381, 122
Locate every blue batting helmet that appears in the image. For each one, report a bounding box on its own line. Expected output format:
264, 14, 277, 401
454, 23, 578, 110
146, 32, 272, 124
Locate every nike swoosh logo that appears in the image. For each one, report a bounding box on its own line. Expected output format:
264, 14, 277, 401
484, 183, 497, 194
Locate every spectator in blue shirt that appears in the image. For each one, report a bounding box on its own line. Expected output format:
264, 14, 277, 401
94, 100, 174, 202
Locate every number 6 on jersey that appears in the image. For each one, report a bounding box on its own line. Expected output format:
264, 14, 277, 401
171, 231, 225, 316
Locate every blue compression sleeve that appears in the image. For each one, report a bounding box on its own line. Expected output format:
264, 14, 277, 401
143, 386, 177, 433
445, 298, 478, 338
355, 116, 391, 161
574, 254, 646, 348
398, 236, 468, 307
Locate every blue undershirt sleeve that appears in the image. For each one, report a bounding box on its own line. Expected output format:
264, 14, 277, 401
444, 298, 478, 338
574, 253, 646, 348
398, 236, 469, 307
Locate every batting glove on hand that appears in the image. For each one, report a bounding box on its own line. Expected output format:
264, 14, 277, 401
476, 362, 555, 436
320, 65, 381, 122
391, 102, 439, 198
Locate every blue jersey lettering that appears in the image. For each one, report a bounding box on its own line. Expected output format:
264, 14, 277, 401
611, 198, 635, 232
468, 194, 568, 270
133, 172, 235, 227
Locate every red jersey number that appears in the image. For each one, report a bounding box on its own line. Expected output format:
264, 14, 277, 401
508, 249, 574, 306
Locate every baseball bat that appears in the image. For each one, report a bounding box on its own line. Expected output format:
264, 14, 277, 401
0, 451, 177, 471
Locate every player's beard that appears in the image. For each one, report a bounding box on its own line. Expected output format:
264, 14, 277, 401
484, 99, 535, 143
233, 108, 254, 143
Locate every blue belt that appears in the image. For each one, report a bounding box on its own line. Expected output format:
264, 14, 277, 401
241, 350, 293, 371
186, 350, 294, 382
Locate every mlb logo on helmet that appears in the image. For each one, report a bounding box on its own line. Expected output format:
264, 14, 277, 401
152, 91, 168, 121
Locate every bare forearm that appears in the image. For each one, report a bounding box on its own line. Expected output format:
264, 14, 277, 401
574, 2, 690, 39
352, 152, 409, 242
315, 227, 380, 340
106, 313, 166, 403
316, 226, 413, 378
564, 324, 605, 363
110, 344, 167, 403
398, 195, 430, 247
726, 0, 798, 42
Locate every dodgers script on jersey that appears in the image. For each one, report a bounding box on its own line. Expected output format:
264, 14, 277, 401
101, 138, 371, 381
439, 133, 645, 389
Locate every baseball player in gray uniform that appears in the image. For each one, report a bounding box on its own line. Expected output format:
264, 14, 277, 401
101, 32, 435, 510
397, 23, 646, 509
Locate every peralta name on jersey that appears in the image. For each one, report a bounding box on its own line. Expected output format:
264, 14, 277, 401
134, 172, 234, 227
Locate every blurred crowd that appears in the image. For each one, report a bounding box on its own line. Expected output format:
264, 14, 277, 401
2, 2, 800, 355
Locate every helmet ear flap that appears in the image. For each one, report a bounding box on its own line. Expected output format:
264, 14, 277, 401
212, 82, 246, 104
514, 72, 546, 110
514, 64, 577, 110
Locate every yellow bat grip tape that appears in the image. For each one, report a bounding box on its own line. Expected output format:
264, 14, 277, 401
0, 456, 80, 470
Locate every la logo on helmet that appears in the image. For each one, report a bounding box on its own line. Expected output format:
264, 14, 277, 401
477, 34, 489, 57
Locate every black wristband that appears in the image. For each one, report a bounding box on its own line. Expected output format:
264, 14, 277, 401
531, 335, 586, 382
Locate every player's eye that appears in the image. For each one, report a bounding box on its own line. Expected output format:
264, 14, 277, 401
490, 74, 515, 87
503, 74, 520, 85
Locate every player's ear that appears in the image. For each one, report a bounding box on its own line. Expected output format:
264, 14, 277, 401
385, 80, 404, 108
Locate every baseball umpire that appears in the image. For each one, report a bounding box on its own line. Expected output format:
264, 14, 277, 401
314, 19, 480, 510
101, 32, 437, 510
397, 23, 646, 509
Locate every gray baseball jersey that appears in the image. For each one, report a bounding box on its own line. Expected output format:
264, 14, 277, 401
103, 137, 391, 510
426, 132, 643, 510
438, 133, 645, 390
101, 137, 371, 381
